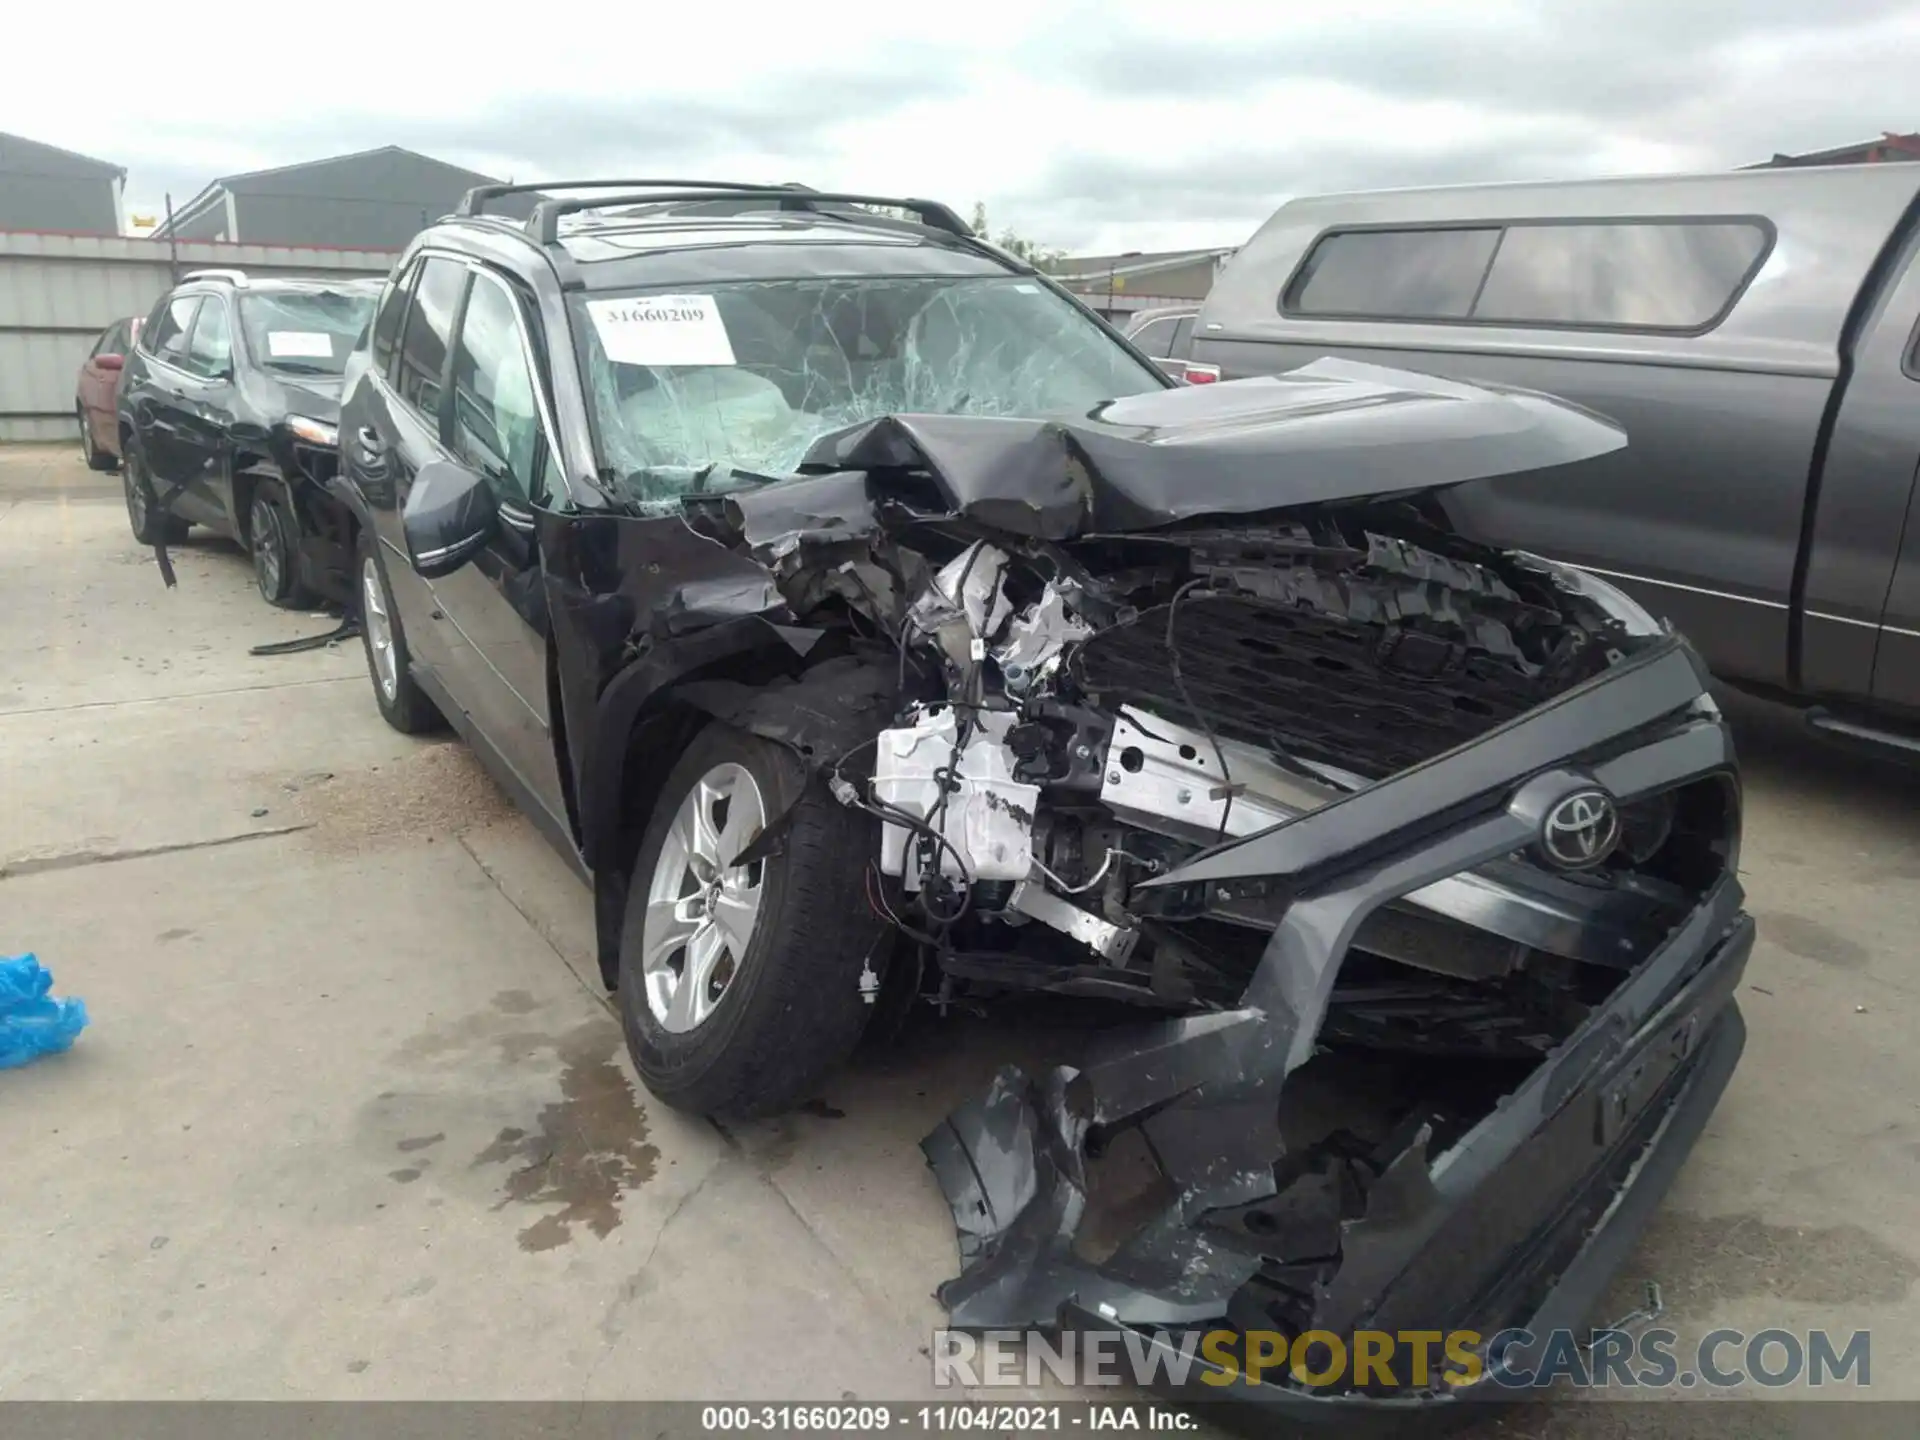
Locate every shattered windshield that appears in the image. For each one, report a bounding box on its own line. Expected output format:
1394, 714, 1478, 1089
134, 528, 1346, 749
239, 289, 377, 376
570, 275, 1165, 508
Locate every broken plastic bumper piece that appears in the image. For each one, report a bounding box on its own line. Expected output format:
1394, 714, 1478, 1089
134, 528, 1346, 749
920, 643, 1752, 1408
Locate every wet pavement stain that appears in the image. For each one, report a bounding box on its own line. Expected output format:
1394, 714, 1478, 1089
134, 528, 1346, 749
1627, 1210, 1919, 1313
393, 1011, 558, 1068
470, 1022, 660, 1252
492, 989, 539, 1015
396, 1133, 444, 1153
1756, 911, 1870, 970
388, 1167, 422, 1184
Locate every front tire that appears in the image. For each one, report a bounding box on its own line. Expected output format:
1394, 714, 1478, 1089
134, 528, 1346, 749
619, 722, 884, 1118
356, 528, 442, 734
122, 448, 189, 545
248, 481, 319, 610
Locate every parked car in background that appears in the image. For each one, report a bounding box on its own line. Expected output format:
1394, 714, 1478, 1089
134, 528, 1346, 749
119, 270, 382, 607
332, 181, 1749, 1422
1119, 303, 1217, 383
74, 315, 141, 470
1194, 162, 1920, 756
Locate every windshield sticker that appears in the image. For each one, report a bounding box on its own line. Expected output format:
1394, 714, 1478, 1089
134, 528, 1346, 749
587, 295, 736, 367
267, 331, 336, 359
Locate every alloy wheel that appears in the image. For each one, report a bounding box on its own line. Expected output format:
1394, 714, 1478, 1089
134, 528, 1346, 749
361, 556, 398, 702
641, 762, 768, 1033
251, 493, 284, 599
124, 456, 148, 534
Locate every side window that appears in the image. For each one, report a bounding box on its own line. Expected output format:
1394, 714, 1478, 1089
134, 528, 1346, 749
107, 320, 131, 355
1170, 315, 1196, 358
145, 295, 201, 364
1286, 228, 1501, 320
1128, 317, 1178, 355
395, 257, 467, 420
1472, 222, 1770, 330
88, 326, 112, 359
449, 275, 549, 505
184, 298, 232, 378
371, 259, 417, 379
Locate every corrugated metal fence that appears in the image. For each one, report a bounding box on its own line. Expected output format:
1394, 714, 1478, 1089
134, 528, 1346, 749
0, 231, 396, 443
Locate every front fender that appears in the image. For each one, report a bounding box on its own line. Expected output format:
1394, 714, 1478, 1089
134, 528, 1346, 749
578, 637, 898, 992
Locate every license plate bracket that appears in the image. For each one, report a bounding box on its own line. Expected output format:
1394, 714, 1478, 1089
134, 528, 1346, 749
1595, 1010, 1699, 1146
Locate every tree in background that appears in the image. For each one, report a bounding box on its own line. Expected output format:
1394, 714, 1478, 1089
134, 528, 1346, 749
970, 202, 1067, 267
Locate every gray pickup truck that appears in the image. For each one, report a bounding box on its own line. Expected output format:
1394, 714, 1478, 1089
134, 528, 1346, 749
1194, 162, 1920, 755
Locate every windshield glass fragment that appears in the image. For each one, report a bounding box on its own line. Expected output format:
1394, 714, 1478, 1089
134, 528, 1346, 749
570, 275, 1164, 509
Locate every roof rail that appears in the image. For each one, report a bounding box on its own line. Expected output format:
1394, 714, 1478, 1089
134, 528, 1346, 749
182, 268, 248, 286
457, 178, 788, 218
527, 187, 974, 246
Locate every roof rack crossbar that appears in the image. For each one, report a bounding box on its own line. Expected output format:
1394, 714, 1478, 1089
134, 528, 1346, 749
458, 179, 791, 218
529, 188, 974, 245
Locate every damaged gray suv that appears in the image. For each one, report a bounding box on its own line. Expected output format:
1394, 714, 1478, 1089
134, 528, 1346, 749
336, 180, 1753, 1413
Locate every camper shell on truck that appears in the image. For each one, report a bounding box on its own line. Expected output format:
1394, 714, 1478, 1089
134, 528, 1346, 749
1194, 162, 1920, 754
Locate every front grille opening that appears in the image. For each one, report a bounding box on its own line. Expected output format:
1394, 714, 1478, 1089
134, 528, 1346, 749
1071, 594, 1577, 779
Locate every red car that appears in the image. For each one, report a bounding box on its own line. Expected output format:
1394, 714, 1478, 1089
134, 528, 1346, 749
75, 315, 141, 471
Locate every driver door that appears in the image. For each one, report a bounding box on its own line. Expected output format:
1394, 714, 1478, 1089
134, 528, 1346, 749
425, 267, 569, 834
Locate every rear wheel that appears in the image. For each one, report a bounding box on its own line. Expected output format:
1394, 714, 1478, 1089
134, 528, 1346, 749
248, 481, 319, 610
78, 408, 115, 472
619, 723, 884, 1119
356, 528, 442, 734
122, 448, 189, 545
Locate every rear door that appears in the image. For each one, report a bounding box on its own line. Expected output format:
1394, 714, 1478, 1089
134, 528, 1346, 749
1848, 246, 1920, 712
425, 266, 568, 825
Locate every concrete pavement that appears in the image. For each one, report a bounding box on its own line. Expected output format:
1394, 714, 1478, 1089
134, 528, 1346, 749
1, 443, 1915, 1426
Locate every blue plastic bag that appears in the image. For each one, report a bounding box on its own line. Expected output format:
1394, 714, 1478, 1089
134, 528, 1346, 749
0, 954, 88, 1069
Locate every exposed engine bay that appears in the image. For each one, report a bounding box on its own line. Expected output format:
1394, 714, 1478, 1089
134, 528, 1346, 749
541, 361, 1748, 1393
706, 476, 1694, 1059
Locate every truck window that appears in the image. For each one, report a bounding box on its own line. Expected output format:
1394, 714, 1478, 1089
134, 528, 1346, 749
1282, 219, 1769, 333
1286, 228, 1501, 320
1128, 317, 1179, 354
1474, 221, 1769, 330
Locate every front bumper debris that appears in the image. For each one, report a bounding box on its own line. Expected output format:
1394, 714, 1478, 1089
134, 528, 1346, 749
920, 636, 1750, 1408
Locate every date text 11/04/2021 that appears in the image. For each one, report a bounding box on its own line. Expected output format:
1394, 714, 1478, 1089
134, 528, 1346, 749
931, 1326, 1873, 1391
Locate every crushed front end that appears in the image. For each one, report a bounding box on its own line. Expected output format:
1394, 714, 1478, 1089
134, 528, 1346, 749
578, 360, 1750, 1409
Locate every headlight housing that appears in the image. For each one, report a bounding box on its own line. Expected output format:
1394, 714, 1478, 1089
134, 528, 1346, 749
285, 414, 339, 447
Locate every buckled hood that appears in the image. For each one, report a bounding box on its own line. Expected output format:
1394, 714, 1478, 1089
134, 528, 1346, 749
799, 357, 1626, 538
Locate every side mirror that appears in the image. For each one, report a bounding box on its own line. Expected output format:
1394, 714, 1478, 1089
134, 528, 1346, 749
403, 459, 497, 578
95, 353, 124, 372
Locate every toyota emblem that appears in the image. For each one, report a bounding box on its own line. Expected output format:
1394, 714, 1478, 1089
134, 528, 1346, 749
1541, 788, 1622, 870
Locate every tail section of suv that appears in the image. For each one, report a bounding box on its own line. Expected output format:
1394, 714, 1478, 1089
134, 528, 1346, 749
118, 270, 382, 607
333, 180, 1748, 1416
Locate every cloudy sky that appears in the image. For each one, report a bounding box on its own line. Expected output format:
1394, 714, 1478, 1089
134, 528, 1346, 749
6, 0, 1918, 254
